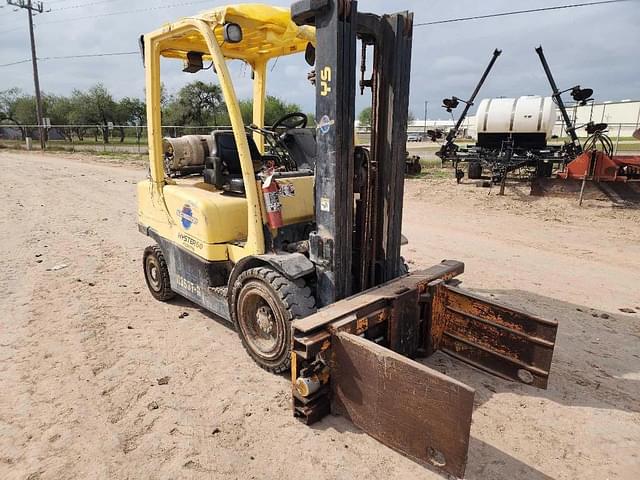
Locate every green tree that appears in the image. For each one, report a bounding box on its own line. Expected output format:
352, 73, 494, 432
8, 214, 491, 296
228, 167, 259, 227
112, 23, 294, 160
264, 95, 303, 126
220, 95, 305, 126
0, 88, 21, 124
118, 97, 146, 142
164, 81, 224, 127
66, 89, 94, 141
46, 94, 75, 141
358, 106, 372, 127
13, 94, 38, 139
68, 84, 118, 142
0, 88, 31, 139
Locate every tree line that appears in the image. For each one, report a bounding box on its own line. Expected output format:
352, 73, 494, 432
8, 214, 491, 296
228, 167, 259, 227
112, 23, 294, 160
0, 81, 308, 143
357, 106, 415, 127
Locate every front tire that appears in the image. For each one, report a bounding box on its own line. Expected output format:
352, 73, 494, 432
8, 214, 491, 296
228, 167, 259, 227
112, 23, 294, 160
232, 267, 315, 373
143, 245, 175, 302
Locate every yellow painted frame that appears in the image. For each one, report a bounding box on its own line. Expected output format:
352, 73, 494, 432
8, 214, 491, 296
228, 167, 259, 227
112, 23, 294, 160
143, 5, 314, 259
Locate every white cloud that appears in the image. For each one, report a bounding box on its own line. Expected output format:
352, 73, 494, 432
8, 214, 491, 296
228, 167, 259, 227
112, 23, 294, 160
0, 0, 638, 118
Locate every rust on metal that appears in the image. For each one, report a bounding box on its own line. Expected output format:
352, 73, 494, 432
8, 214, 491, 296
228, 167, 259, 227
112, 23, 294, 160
292, 261, 466, 427
293, 260, 465, 334
387, 286, 421, 357
292, 259, 559, 478
330, 332, 474, 479
433, 283, 558, 389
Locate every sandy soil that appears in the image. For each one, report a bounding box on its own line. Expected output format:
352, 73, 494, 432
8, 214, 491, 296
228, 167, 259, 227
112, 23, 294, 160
1, 150, 639, 480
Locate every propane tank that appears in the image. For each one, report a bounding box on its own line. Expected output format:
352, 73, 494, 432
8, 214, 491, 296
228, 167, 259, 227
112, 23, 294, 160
475, 96, 556, 139
162, 135, 213, 171
262, 173, 284, 229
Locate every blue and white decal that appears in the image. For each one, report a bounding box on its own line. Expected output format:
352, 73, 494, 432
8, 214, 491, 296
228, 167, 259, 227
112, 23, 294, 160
177, 203, 198, 230
317, 114, 335, 135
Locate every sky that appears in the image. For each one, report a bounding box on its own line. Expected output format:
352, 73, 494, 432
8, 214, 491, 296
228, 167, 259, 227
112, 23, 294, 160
1, 0, 639, 120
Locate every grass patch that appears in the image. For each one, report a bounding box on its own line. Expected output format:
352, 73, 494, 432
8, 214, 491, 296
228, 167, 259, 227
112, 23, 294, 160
407, 166, 451, 180
613, 143, 640, 152
419, 157, 441, 169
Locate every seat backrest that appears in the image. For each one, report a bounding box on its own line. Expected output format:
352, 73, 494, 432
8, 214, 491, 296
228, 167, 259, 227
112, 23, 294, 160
213, 131, 262, 175
282, 128, 317, 170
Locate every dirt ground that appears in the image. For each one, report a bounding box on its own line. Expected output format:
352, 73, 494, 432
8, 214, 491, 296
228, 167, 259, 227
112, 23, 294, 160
1, 150, 639, 480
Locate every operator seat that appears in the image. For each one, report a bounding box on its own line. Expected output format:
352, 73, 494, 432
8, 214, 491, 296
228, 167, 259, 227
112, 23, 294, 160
282, 128, 317, 171
204, 131, 262, 195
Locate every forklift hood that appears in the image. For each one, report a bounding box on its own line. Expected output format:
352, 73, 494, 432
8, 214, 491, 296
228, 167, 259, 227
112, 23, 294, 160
158, 3, 315, 64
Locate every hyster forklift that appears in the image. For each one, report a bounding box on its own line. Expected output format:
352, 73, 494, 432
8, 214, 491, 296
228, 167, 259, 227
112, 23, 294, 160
138, 2, 559, 477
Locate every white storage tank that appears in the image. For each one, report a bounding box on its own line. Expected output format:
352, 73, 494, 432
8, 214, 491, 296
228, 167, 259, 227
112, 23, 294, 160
475, 96, 556, 139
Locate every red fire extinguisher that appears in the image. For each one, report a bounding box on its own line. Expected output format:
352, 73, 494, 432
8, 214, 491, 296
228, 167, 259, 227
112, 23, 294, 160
262, 173, 283, 229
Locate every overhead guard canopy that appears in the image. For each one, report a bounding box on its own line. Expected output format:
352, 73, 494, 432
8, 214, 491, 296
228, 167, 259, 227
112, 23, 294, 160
151, 4, 316, 65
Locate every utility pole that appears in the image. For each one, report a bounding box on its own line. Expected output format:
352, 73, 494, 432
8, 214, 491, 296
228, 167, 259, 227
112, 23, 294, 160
423, 100, 428, 136
7, 0, 46, 150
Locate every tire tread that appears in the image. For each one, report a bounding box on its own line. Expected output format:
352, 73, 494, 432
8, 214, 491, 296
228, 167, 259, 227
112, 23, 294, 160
231, 266, 316, 373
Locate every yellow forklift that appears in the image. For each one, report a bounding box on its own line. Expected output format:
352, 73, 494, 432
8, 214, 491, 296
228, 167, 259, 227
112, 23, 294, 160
138, 2, 558, 477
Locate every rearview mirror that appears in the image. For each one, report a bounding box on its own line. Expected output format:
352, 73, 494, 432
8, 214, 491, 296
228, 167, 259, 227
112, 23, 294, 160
223, 23, 243, 43
183, 51, 204, 73
305, 42, 316, 66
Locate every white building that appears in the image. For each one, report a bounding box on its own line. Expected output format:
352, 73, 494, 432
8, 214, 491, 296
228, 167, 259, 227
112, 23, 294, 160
410, 99, 640, 139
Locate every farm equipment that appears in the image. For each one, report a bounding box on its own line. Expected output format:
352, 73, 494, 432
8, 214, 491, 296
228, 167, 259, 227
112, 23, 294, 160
534, 47, 640, 204
437, 48, 501, 182
439, 46, 600, 189
137, 2, 559, 477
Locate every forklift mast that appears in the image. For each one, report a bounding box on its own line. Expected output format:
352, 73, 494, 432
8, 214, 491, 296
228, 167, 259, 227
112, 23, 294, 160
290, 3, 559, 478
292, 0, 413, 306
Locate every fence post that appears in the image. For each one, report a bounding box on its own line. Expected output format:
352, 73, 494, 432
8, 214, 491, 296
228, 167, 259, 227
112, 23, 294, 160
614, 123, 622, 155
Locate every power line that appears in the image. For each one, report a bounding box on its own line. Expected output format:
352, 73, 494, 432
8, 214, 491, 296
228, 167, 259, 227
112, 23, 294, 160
1, 0, 632, 33
0, 58, 32, 67
50, 0, 124, 11
36, 0, 213, 24
48, 0, 159, 13
43, 51, 139, 59
0, 51, 139, 67
0, 0, 631, 65
414, 0, 632, 27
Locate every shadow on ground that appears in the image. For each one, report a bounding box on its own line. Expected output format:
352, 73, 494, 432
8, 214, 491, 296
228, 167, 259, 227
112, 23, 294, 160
429, 288, 640, 415
165, 286, 639, 479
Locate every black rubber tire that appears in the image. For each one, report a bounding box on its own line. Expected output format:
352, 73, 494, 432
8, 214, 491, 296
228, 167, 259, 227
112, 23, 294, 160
232, 266, 316, 373
536, 161, 553, 178
468, 162, 482, 179
398, 256, 409, 275
143, 245, 175, 302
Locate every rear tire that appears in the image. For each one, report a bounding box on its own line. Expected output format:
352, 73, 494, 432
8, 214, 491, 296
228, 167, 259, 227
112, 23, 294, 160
143, 245, 175, 302
468, 162, 482, 179
232, 267, 315, 373
536, 161, 553, 178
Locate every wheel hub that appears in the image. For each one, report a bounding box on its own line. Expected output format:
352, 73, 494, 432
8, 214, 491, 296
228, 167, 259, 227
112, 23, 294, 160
149, 265, 158, 282
256, 306, 274, 334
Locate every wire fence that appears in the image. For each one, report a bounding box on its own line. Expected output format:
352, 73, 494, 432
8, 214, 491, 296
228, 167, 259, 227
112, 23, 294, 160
1, 121, 638, 155
0, 124, 237, 154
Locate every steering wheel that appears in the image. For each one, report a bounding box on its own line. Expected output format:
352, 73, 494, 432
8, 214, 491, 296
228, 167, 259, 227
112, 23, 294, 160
272, 112, 308, 131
